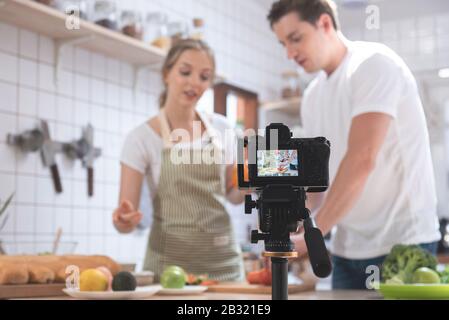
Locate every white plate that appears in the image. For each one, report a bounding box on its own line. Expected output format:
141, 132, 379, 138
157, 285, 208, 295
62, 285, 162, 300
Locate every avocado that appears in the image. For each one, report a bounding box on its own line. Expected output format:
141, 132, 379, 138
112, 271, 137, 291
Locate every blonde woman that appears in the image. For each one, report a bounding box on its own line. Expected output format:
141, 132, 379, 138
113, 39, 245, 281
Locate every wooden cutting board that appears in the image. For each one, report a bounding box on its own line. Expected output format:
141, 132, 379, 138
0, 283, 66, 299
206, 281, 316, 294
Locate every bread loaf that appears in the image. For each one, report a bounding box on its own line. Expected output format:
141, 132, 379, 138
28, 265, 55, 284
0, 255, 121, 285
0, 262, 29, 285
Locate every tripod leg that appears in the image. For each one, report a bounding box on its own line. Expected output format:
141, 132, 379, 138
271, 257, 288, 300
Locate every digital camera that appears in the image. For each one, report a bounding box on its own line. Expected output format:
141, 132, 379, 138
238, 123, 330, 192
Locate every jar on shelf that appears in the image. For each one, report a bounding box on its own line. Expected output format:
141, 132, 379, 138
53, 0, 88, 20
144, 12, 171, 50
281, 71, 301, 99
168, 21, 189, 47
91, 0, 117, 30
190, 18, 205, 41
120, 10, 143, 40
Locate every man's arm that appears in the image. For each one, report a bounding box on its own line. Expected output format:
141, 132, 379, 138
313, 112, 393, 235
306, 192, 325, 213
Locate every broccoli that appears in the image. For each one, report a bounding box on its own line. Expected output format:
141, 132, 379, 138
439, 266, 449, 284
381, 244, 438, 284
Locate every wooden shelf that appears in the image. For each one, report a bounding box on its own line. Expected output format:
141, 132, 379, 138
0, 0, 167, 66
260, 97, 301, 116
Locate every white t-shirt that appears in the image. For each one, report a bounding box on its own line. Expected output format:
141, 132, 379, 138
120, 111, 236, 206
301, 40, 441, 259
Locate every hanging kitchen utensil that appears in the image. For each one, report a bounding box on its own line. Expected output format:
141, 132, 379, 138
7, 128, 44, 153
0, 193, 14, 233
7, 121, 64, 194
52, 227, 63, 255
63, 124, 101, 197
0, 215, 9, 233
40, 120, 64, 193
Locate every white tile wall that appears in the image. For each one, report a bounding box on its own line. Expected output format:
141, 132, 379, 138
19, 87, 38, 117
0, 113, 16, 144
0, 82, 17, 113
0, 22, 19, 54
19, 58, 38, 88
19, 30, 38, 60
0, 0, 290, 266
344, 13, 449, 73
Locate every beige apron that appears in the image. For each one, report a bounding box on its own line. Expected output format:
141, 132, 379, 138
144, 109, 244, 281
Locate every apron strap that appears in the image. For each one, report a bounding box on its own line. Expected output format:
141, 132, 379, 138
158, 109, 174, 148
196, 111, 223, 151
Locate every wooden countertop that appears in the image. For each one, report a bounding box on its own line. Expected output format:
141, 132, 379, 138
14, 289, 383, 300
151, 290, 382, 300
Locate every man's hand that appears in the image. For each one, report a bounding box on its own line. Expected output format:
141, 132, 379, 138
113, 200, 143, 234
292, 233, 308, 258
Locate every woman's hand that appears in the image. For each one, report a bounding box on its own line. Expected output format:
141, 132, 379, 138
113, 200, 143, 234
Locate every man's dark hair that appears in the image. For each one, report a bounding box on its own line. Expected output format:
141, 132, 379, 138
267, 0, 340, 30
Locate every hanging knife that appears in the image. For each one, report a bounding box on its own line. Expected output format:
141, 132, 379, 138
63, 124, 101, 197
83, 125, 101, 197
40, 120, 63, 194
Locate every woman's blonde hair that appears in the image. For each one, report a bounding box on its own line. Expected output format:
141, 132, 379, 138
159, 39, 216, 108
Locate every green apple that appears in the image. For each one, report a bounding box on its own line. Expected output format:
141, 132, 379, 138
161, 266, 187, 289
412, 267, 441, 284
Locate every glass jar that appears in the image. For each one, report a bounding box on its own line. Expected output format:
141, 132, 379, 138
281, 71, 301, 99
144, 12, 171, 50
120, 10, 143, 40
168, 21, 189, 47
190, 18, 205, 41
53, 0, 88, 20
91, 0, 117, 30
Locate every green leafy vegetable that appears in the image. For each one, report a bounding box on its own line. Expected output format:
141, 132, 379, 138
381, 244, 438, 284
439, 265, 449, 284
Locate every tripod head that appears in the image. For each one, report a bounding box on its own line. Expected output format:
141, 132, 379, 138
245, 185, 331, 278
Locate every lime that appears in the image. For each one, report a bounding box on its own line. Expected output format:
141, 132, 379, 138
164, 265, 184, 273
412, 267, 441, 284
160, 266, 186, 289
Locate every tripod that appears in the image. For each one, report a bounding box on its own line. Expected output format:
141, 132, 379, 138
263, 252, 297, 300
246, 185, 331, 300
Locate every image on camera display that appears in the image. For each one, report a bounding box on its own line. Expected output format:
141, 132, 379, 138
256, 150, 298, 177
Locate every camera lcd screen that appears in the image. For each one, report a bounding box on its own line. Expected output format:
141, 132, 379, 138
256, 150, 298, 177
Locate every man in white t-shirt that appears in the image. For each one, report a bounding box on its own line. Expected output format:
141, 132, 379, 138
268, 0, 441, 289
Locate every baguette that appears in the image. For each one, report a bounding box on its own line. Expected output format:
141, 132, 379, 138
28, 265, 55, 284
0, 262, 29, 285
0, 255, 121, 285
